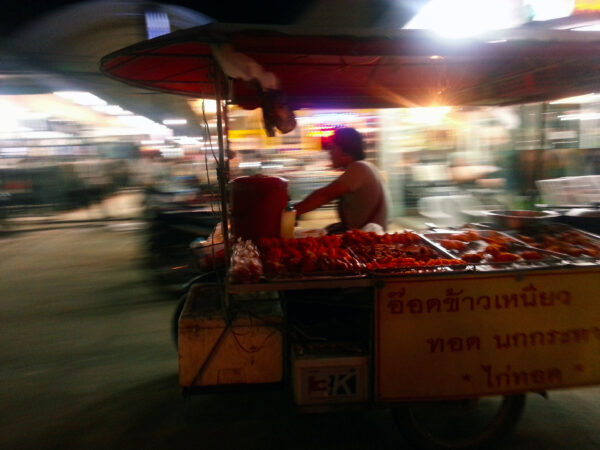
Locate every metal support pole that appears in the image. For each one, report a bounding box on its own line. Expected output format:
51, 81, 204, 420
214, 63, 231, 312
215, 65, 230, 269
223, 77, 233, 176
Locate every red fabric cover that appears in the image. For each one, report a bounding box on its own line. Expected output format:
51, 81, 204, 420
100, 23, 600, 110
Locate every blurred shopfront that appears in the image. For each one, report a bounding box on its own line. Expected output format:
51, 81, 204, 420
0, 91, 174, 216
4, 91, 600, 222
227, 96, 600, 223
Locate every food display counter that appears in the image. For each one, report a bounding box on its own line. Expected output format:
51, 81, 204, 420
179, 225, 600, 405
172, 222, 600, 448
169, 221, 600, 448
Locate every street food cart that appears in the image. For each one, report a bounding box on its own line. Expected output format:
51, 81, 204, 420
100, 23, 600, 449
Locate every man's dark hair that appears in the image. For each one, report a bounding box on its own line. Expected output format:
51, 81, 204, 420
332, 127, 365, 161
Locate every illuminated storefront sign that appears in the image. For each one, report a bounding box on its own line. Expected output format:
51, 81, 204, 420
574, 0, 600, 12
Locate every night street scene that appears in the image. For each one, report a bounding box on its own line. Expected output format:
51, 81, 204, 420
1, 1, 600, 449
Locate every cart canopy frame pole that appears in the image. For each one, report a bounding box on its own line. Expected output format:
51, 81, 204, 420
214, 60, 230, 270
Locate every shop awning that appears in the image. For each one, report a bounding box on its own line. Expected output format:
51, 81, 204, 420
100, 22, 600, 110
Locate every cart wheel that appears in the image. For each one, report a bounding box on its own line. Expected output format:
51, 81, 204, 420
392, 394, 525, 450
171, 292, 187, 350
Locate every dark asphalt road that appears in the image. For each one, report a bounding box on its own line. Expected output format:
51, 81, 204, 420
1, 225, 599, 449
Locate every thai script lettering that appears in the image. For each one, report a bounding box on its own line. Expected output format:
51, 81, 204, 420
494, 326, 600, 349
480, 364, 562, 389
427, 336, 481, 353
386, 283, 573, 315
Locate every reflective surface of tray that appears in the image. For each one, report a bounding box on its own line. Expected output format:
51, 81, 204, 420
422, 229, 566, 270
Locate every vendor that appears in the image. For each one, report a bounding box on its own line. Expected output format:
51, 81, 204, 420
294, 127, 388, 233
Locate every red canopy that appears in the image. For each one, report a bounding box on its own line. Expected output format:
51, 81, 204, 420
100, 22, 600, 110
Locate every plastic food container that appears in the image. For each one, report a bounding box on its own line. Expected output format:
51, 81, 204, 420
230, 175, 288, 241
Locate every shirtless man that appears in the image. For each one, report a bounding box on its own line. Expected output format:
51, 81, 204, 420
294, 127, 388, 232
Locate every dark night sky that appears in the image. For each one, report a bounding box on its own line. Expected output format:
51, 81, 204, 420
1, 0, 428, 36
1, 1, 317, 35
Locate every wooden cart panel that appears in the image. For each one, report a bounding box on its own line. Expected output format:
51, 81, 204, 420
376, 267, 600, 401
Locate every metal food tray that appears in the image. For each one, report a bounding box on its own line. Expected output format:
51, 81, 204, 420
421, 230, 566, 271
260, 256, 366, 281
360, 265, 464, 276
260, 272, 368, 282
347, 234, 470, 274
506, 224, 600, 265
261, 268, 366, 281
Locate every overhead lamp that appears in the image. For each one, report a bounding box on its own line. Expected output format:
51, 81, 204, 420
92, 105, 133, 115
119, 115, 171, 134
20, 130, 70, 139
239, 162, 261, 168
1, 147, 28, 157
189, 99, 218, 114
405, 106, 452, 125
550, 93, 600, 104
572, 24, 600, 31
159, 147, 185, 158
19, 111, 50, 120
528, 0, 574, 21
404, 0, 519, 38
145, 8, 171, 39
298, 112, 359, 125
559, 112, 600, 121
162, 118, 187, 125
172, 136, 203, 145
53, 91, 107, 106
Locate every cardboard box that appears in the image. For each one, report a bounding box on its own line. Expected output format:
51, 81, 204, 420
178, 284, 283, 387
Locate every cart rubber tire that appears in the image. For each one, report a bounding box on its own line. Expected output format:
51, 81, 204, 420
392, 394, 526, 450
171, 292, 187, 350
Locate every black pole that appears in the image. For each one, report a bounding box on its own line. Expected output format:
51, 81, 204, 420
215, 64, 230, 270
